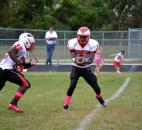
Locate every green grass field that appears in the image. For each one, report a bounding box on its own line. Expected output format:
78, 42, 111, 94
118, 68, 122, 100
0, 72, 142, 130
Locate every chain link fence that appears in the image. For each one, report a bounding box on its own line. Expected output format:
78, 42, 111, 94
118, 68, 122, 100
0, 28, 141, 64
128, 28, 142, 59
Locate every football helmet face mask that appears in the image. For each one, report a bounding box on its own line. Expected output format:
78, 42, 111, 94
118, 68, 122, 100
19, 33, 35, 51
77, 27, 90, 46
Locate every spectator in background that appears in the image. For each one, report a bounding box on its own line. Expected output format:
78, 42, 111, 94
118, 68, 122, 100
45, 27, 58, 65
94, 46, 104, 74
110, 49, 125, 73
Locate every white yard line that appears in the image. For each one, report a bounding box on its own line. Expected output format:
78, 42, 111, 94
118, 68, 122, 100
76, 77, 131, 130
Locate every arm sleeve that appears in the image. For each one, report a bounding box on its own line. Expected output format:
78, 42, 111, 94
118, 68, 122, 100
22, 62, 32, 69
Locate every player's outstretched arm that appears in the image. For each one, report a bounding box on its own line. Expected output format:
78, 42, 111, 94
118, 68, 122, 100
22, 57, 39, 69
30, 57, 39, 65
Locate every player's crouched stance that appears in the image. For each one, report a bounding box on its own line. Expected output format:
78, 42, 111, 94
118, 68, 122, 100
0, 33, 38, 113
63, 27, 106, 110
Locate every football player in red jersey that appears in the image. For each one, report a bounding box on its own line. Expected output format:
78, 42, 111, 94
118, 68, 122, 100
63, 27, 106, 110
0, 33, 38, 113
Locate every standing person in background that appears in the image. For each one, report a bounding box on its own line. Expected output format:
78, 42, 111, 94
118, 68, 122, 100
45, 27, 58, 65
94, 46, 104, 74
63, 26, 106, 110
110, 49, 125, 73
0, 33, 38, 113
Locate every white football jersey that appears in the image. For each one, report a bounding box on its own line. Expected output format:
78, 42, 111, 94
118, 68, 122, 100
67, 38, 99, 68
0, 41, 27, 70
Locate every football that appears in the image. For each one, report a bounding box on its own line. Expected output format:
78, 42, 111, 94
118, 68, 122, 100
76, 56, 84, 64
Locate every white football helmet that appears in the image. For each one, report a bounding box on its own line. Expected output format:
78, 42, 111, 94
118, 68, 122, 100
77, 26, 90, 45
19, 33, 35, 51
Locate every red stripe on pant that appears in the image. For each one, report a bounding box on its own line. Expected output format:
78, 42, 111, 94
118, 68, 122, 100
16, 73, 29, 87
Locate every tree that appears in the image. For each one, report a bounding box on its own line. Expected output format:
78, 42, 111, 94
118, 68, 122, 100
106, 0, 139, 30
0, 0, 141, 30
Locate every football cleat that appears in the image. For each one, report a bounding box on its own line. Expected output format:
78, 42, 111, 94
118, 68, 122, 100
8, 103, 23, 113
96, 97, 106, 107
63, 104, 69, 111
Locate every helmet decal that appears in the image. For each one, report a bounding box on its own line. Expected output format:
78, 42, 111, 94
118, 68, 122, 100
80, 27, 89, 33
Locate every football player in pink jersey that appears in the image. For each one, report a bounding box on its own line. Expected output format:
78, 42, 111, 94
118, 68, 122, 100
0, 33, 38, 113
94, 46, 104, 74
63, 27, 106, 110
110, 49, 125, 73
